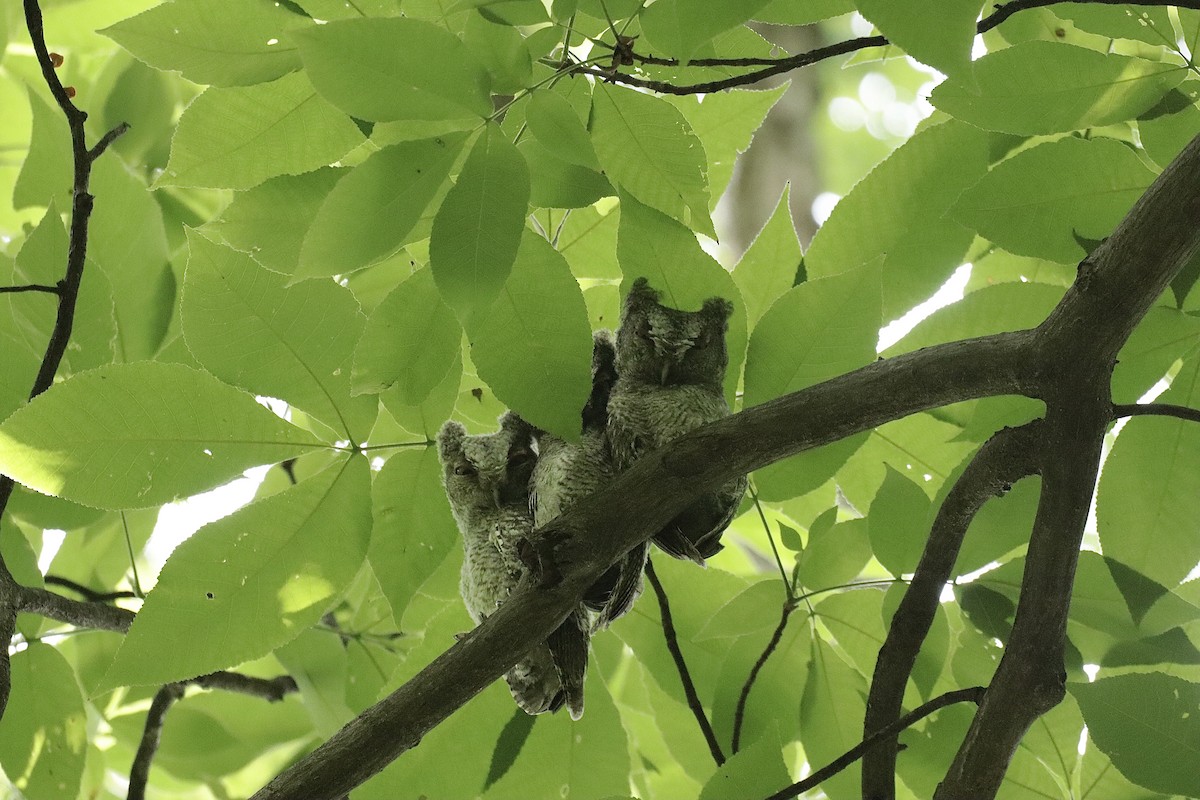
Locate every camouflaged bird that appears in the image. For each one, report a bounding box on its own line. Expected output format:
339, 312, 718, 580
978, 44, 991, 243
528, 330, 643, 628
437, 413, 589, 719
606, 278, 747, 569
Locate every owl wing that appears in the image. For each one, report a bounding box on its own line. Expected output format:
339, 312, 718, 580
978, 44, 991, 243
546, 606, 590, 720
505, 644, 567, 716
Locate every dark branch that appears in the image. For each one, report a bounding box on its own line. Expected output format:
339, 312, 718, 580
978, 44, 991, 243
0, 0, 130, 720
1113, 402, 1200, 425
191, 672, 298, 702
731, 599, 795, 754
128, 684, 185, 800
862, 421, 1043, 798
0, 284, 60, 295
645, 559, 726, 766
590, 0, 1200, 95
17, 585, 135, 632
44, 575, 138, 603
763, 687, 986, 800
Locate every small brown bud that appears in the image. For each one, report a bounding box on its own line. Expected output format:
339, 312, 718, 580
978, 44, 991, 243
49, 52, 64, 68
64, 86, 76, 99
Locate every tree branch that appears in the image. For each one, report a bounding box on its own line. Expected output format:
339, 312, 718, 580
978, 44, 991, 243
862, 421, 1043, 798
0, 0, 129, 719
128, 683, 185, 800
16, 584, 135, 633
763, 687, 986, 800
732, 599, 795, 754
586, 0, 1200, 95
1113, 402, 1200, 425
44, 575, 138, 603
0, 284, 60, 295
644, 559, 725, 766
251, 131, 1200, 800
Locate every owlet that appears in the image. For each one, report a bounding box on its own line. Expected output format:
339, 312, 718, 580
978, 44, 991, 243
530, 330, 643, 628
606, 278, 747, 565
438, 413, 588, 719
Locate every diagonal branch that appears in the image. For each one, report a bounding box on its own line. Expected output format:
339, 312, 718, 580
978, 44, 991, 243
645, 559, 725, 766
1113, 402, 1200, 425
862, 421, 1043, 798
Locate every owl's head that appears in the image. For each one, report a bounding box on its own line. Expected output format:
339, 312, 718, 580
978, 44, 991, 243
616, 278, 732, 388
437, 413, 537, 514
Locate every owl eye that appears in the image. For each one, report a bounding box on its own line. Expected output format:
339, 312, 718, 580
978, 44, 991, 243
454, 464, 477, 477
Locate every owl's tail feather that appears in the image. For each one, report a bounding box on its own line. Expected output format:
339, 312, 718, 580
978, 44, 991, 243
596, 541, 648, 629
506, 649, 567, 717
547, 609, 590, 721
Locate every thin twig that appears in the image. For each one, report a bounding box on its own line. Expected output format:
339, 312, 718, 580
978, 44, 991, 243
586, 0, 1200, 95
762, 686, 986, 800
0, 284, 60, 294
1112, 402, 1200, 425
731, 599, 795, 753
128, 683, 185, 800
644, 559, 726, 766
43, 575, 137, 603
192, 671, 298, 701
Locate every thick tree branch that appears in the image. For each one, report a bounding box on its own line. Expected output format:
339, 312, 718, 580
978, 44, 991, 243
17, 584, 135, 633
935, 130, 1200, 799
645, 559, 725, 766
44, 575, 138, 603
252, 131, 1200, 800
862, 421, 1043, 798
764, 687, 986, 800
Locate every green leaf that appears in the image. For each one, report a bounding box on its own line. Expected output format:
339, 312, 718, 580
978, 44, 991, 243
953, 476, 1039, 577
953, 137, 1156, 264
694, 579, 785, 641
817, 588, 887, 678
520, 138, 613, 209
857, 0, 981, 79
806, 120, 988, 318
160, 71, 365, 190
931, 42, 1185, 134
743, 261, 880, 499
0, 362, 323, 509
616, 195, 747, 403
1138, 84, 1200, 170
868, 466, 932, 577
559, 203, 621, 281
101, 0, 312, 87
182, 231, 376, 441
88, 155, 172, 361
484, 710, 536, 789
102, 457, 371, 688
0, 644, 86, 800
1056, 5, 1175, 48
353, 269, 461, 403
668, 84, 787, 202
13, 87, 70, 210
468, 232, 592, 439
384, 351, 463, 440
1113, 306, 1200, 403
733, 187, 802, 327
298, 134, 467, 280
1098, 354, 1200, 586
753, 0, 852, 24
593, 85, 715, 238
430, 125, 530, 322
801, 639, 866, 799
797, 517, 872, 590
641, 0, 774, 65
211, 167, 346, 275
369, 447, 460, 622
526, 90, 599, 169
463, 12, 531, 94
295, 17, 492, 122
1070, 673, 1200, 797
698, 726, 790, 800
275, 629, 354, 735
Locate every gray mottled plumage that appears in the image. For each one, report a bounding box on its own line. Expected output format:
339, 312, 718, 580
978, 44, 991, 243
530, 331, 642, 628
438, 413, 588, 719
607, 278, 748, 564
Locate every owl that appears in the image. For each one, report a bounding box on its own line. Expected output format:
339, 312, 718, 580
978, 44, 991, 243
438, 413, 588, 719
606, 277, 747, 563
530, 330, 644, 628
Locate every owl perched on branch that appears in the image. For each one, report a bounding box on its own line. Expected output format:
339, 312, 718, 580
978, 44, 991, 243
607, 277, 747, 566
437, 413, 588, 719
529, 330, 643, 628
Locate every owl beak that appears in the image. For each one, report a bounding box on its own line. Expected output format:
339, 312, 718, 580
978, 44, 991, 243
660, 362, 671, 385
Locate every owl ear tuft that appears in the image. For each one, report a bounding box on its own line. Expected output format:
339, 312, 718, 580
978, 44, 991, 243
626, 277, 660, 307
437, 420, 467, 461
498, 410, 534, 439
701, 296, 734, 324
